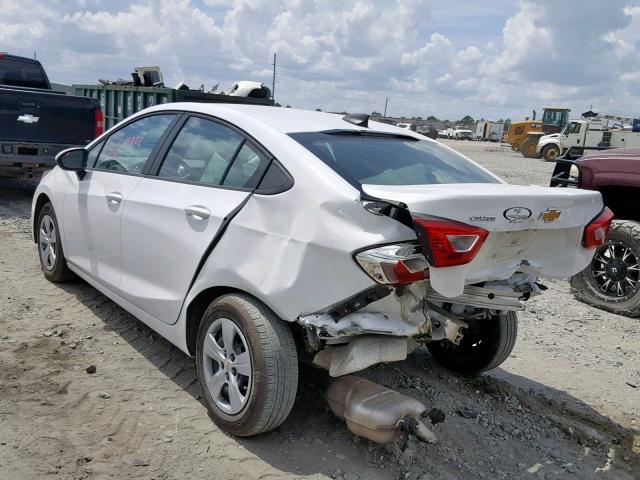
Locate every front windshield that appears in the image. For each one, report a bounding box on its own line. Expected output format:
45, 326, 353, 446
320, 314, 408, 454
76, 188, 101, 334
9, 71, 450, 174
290, 131, 499, 186
543, 110, 568, 126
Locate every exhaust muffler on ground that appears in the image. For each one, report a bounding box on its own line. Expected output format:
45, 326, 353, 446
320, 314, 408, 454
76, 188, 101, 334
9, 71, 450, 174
326, 375, 438, 444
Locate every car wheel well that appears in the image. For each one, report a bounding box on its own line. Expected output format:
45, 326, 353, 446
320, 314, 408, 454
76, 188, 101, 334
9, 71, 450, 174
33, 193, 52, 242
185, 286, 291, 356
186, 286, 241, 355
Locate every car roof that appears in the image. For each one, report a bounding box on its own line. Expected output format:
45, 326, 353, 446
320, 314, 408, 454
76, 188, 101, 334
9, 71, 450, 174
144, 102, 428, 139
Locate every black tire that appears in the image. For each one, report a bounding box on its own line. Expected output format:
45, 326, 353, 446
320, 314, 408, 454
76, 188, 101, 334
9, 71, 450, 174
571, 220, 640, 317
196, 294, 298, 436
520, 137, 542, 158
542, 144, 560, 162
36, 202, 75, 283
427, 312, 518, 374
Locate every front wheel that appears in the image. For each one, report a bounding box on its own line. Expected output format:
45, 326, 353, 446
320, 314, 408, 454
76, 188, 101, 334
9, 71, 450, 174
427, 312, 518, 374
542, 144, 560, 162
196, 294, 299, 436
36, 202, 75, 283
571, 220, 640, 317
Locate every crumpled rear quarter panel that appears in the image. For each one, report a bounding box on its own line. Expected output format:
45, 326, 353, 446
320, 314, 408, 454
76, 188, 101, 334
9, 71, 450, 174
185, 185, 416, 322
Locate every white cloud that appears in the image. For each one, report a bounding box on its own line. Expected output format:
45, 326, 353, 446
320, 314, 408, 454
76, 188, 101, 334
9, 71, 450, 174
1, 0, 640, 120
435, 73, 453, 86
455, 46, 481, 64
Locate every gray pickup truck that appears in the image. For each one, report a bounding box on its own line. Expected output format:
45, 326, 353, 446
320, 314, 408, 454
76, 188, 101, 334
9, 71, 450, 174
0, 53, 102, 178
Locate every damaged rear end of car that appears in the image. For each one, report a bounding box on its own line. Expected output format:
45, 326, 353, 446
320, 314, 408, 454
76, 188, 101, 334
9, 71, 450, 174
287, 128, 610, 377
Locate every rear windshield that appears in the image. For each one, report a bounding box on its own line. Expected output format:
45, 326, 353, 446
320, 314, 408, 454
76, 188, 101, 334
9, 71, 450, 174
0, 57, 49, 89
289, 131, 499, 186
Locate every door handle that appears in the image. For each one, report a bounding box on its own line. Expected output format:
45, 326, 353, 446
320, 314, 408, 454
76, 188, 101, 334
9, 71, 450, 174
105, 192, 123, 204
185, 205, 210, 220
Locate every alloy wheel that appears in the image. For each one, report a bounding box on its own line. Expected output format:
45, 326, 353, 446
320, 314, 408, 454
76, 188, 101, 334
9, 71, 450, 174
39, 214, 57, 271
202, 318, 252, 415
590, 241, 640, 299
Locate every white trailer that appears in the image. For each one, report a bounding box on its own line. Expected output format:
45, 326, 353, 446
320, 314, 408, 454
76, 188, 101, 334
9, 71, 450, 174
537, 117, 640, 161
475, 121, 504, 142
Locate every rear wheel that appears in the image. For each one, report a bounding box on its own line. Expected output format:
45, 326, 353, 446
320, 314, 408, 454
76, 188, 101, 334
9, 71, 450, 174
520, 137, 542, 158
427, 312, 518, 374
36, 202, 75, 283
196, 294, 298, 436
542, 144, 560, 162
571, 220, 640, 317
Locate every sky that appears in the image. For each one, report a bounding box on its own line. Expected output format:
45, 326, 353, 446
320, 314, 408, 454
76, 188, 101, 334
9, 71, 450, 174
2, 0, 640, 121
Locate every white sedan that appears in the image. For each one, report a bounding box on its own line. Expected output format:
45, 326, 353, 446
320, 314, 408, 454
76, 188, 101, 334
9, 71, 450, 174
32, 104, 611, 436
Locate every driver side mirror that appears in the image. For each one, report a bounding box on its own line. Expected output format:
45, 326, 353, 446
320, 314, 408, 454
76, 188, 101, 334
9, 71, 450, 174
56, 147, 88, 179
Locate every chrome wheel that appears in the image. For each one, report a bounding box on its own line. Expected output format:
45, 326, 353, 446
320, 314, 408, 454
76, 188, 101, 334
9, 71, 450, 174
590, 242, 640, 299
202, 318, 252, 415
39, 214, 57, 271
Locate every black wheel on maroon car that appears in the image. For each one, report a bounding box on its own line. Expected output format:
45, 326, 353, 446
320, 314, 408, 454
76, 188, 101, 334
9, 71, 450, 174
427, 311, 518, 375
571, 220, 640, 317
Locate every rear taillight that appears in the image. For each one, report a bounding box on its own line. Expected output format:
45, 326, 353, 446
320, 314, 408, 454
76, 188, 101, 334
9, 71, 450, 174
355, 243, 428, 285
94, 108, 104, 138
582, 207, 614, 249
414, 216, 489, 268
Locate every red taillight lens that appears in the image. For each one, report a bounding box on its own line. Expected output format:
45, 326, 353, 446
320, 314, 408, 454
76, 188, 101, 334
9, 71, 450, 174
94, 108, 104, 138
414, 216, 489, 268
355, 243, 429, 285
583, 207, 614, 249
382, 260, 427, 284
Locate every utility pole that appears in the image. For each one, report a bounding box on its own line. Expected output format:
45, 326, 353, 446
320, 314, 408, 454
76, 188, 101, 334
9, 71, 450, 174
383, 97, 388, 117
272, 53, 277, 103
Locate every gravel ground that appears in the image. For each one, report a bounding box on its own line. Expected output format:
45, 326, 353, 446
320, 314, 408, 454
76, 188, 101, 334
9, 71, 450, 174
0, 141, 638, 480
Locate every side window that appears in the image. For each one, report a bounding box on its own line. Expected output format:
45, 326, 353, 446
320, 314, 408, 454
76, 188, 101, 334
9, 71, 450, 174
158, 117, 244, 186
223, 142, 269, 189
94, 115, 174, 173
514, 126, 524, 135
86, 139, 105, 168
256, 160, 293, 193
568, 122, 581, 134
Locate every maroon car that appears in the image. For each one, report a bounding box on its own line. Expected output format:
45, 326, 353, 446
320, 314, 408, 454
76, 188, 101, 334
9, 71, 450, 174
551, 147, 640, 316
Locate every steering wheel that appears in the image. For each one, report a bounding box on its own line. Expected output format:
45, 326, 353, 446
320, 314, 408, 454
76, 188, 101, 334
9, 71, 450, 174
99, 159, 128, 172
175, 159, 193, 180
165, 158, 193, 180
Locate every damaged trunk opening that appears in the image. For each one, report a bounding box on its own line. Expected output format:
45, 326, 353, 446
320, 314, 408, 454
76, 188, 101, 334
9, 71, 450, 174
297, 192, 551, 378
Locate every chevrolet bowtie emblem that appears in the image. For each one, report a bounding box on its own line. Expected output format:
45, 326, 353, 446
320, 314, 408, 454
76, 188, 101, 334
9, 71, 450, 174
17, 114, 40, 124
539, 208, 561, 222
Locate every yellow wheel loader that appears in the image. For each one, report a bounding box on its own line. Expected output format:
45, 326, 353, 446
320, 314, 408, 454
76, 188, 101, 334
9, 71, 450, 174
503, 107, 570, 158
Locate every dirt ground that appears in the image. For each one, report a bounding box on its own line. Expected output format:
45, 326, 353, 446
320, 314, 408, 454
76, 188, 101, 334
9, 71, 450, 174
0, 141, 638, 480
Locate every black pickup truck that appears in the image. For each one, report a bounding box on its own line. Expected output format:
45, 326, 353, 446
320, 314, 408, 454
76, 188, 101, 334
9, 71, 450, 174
0, 53, 102, 178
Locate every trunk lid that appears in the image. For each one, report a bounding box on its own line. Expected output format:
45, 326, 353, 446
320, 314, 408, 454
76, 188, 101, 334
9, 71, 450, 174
362, 183, 604, 297
363, 183, 601, 231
